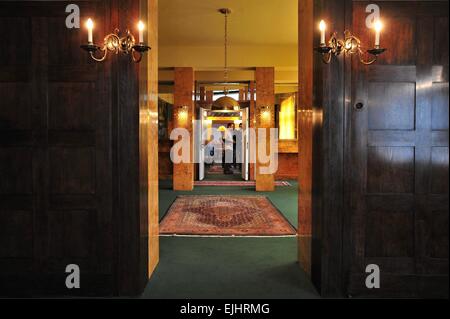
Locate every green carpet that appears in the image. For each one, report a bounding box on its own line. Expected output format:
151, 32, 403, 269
141, 180, 319, 299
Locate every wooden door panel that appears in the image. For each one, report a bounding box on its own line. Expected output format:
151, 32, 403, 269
0, 211, 33, 258
350, 1, 449, 297
0, 148, 33, 194
431, 84, 449, 130
0, 17, 32, 67
49, 147, 96, 194
0, 1, 113, 296
48, 83, 97, 130
0, 84, 33, 130
368, 82, 415, 130
367, 146, 415, 194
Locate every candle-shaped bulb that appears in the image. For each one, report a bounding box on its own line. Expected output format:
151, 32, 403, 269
374, 20, 383, 47
319, 20, 326, 45
138, 20, 145, 44
86, 18, 94, 44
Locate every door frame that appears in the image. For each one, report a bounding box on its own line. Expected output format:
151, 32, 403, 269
143, 0, 349, 298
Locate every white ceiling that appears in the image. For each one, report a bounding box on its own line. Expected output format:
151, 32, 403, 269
159, 0, 298, 46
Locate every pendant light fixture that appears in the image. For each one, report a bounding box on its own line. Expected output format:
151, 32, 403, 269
212, 8, 240, 111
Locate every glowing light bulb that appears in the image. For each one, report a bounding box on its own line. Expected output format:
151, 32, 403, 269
319, 20, 326, 45
374, 20, 383, 33
137, 20, 145, 43
319, 20, 326, 32
86, 18, 94, 43
374, 20, 383, 47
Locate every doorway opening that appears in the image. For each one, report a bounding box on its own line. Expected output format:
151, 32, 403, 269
147, 0, 317, 299
196, 82, 251, 182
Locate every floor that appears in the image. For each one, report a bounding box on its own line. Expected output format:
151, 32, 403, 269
204, 164, 243, 181
141, 179, 319, 299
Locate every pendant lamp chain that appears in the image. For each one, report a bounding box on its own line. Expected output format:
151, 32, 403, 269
219, 8, 231, 96
224, 10, 228, 83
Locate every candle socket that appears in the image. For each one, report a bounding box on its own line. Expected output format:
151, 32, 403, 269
80, 43, 100, 52
367, 47, 386, 56
132, 43, 151, 53
315, 45, 332, 54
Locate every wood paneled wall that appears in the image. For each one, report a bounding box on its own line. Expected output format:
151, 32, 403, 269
298, 0, 314, 277
139, 0, 159, 290
348, 1, 449, 298
173, 67, 194, 191
308, 0, 449, 298
0, 0, 158, 297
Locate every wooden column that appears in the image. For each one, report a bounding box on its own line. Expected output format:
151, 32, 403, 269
139, 0, 159, 287
173, 67, 194, 191
199, 86, 206, 102
255, 67, 275, 192
297, 0, 313, 276
206, 90, 213, 103
249, 81, 256, 181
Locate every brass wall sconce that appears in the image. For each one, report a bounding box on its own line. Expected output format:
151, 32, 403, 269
259, 106, 272, 122
80, 19, 150, 63
177, 105, 189, 121
315, 20, 386, 65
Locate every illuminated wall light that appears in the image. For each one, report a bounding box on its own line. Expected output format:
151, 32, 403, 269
177, 105, 189, 123
279, 96, 296, 140
315, 18, 386, 65
80, 18, 151, 63
259, 106, 272, 124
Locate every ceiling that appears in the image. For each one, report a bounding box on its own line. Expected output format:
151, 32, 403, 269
159, 0, 298, 46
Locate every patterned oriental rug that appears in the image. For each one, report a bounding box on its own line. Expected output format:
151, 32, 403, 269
159, 195, 297, 237
195, 181, 292, 187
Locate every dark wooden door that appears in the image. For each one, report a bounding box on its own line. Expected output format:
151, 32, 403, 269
0, 1, 114, 296
349, 1, 449, 297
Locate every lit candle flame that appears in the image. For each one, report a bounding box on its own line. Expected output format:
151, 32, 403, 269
319, 20, 327, 45
374, 20, 383, 47
374, 20, 383, 32
86, 18, 94, 43
319, 20, 326, 31
86, 18, 94, 30
138, 20, 145, 31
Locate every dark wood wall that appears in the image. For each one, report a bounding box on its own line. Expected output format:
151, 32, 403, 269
349, 1, 449, 298
0, 0, 153, 297
311, 0, 449, 297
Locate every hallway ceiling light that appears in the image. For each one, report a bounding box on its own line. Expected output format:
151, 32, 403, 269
212, 8, 240, 112
212, 96, 240, 111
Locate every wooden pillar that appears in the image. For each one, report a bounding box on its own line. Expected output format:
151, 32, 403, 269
255, 67, 275, 192
199, 86, 206, 102
206, 90, 213, 103
249, 81, 256, 181
173, 67, 194, 191
140, 0, 159, 286
239, 88, 245, 101
297, 0, 313, 276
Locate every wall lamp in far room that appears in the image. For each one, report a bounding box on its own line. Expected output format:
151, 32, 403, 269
80, 18, 151, 63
